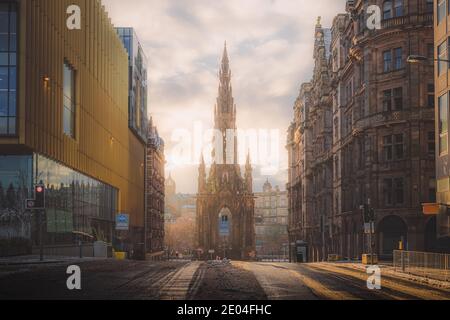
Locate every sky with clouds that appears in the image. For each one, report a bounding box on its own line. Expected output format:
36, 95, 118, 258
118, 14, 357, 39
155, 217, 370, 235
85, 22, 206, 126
102, 0, 347, 194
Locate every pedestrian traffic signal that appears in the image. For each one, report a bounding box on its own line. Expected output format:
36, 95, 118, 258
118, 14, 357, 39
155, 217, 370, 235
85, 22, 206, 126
34, 184, 45, 209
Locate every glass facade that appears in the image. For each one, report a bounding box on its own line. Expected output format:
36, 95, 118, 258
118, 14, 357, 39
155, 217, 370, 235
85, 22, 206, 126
116, 27, 148, 142
0, 155, 33, 207
35, 154, 117, 244
0, 154, 118, 248
0, 2, 17, 135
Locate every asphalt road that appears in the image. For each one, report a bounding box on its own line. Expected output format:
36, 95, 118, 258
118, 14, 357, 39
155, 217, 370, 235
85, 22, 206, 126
0, 259, 448, 300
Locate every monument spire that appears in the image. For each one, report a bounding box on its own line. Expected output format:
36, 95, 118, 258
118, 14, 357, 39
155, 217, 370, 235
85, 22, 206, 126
213, 43, 238, 165
196, 43, 255, 260
216, 41, 234, 118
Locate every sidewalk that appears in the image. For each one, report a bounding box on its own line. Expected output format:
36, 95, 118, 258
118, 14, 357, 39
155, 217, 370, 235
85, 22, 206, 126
328, 262, 450, 289
0, 255, 107, 266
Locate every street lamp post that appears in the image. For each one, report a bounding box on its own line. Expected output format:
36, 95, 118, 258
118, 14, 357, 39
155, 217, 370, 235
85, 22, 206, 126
407, 55, 450, 64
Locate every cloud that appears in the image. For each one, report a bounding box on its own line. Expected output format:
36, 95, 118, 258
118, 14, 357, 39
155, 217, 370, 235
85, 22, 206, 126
102, 0, 347, 193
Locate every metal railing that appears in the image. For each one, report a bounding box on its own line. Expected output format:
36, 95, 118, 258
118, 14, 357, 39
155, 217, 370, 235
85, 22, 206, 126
393, 250, 450, 282
256, 255, 289, 262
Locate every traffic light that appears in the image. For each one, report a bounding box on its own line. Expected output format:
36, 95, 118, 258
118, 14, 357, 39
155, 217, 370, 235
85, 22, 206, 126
34, 184, 45, 209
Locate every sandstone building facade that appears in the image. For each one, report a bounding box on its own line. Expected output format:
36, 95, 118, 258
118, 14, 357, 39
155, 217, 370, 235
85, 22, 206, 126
145, 118, 165, 259
434, 0, 450, 246
0, 0, 146, 257
254, 180, 288, 257
287, 0, 437, 262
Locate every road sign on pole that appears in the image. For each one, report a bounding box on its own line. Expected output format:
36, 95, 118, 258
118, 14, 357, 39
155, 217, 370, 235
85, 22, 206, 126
24, 185, 46, 261
116, 213, 130, 231
25, 199, 35, 209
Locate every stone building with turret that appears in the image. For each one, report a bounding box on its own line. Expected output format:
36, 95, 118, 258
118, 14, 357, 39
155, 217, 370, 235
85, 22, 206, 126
288, 0, 437, 262
145, 118, 165, 259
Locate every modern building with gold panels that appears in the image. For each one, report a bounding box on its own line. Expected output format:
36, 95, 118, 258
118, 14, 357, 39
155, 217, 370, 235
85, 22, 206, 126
0, 0, 146, 256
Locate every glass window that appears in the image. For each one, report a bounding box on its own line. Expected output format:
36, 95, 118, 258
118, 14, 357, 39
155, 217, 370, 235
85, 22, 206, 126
394, 87, 403, 110
425, 0, 434, 14
0, 116, 6, 134
63, 61, 76, 138
0, 155, 33, 210
0, 91, 6, 116
394, 47, 403, 70
383, 89, 392, 112
395, 134, 404, 159
439, 93, 448, 154
9, 33, 15, 51
0, 52, 7, 65
428, 84, 435, 108
428, 131, 436, 156
438, 40, 447, 76
9, 91, 15, 115
34, 154, 118, 244
383, 134, 404, 161
8, 66, 15, 90
0, 4, 8, 34
394, 178, 404, 204
438, 0, 446, 24
427, 43, 434, 66
383, 50, 392, 72
0, 2, 17, 136
383, 135, 393, 161
394, 0, 403, 17
383, 1, 393, 20
0, 67, 7, 90
9, 8, 16, 34
383, 178, 393, 206
0, 35, 7, 52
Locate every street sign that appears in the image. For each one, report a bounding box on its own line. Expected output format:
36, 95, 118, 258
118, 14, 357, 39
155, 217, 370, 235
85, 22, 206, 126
208, 250, 215, 254
25, 199, 35, 209
422, 203, 439, 215
116, 213, 129, 231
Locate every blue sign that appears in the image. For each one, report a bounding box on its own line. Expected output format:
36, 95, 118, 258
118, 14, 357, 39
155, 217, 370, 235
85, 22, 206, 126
116, 213, 129, 231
